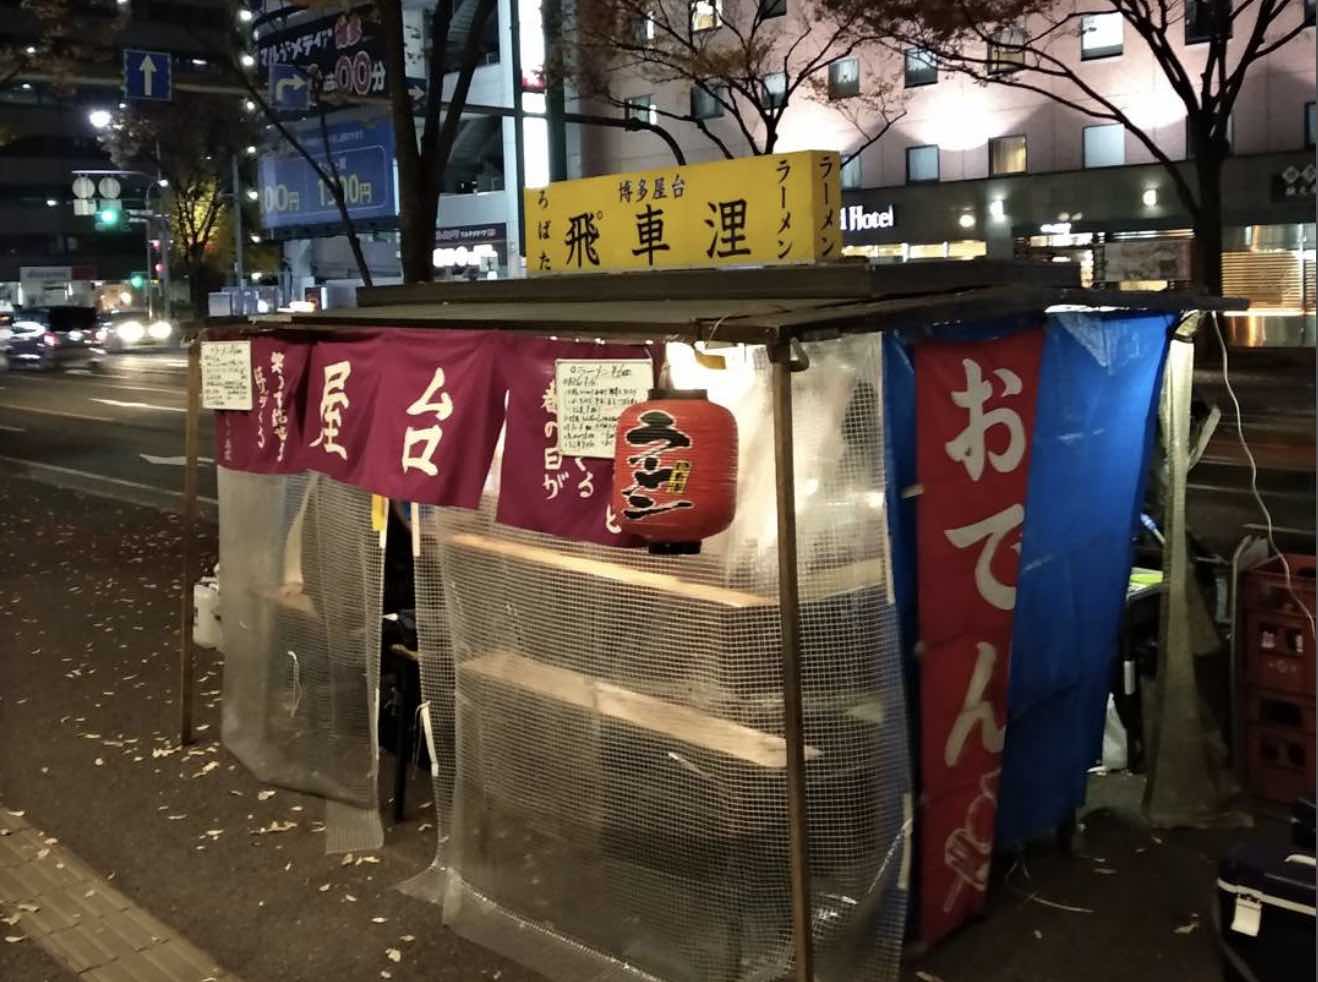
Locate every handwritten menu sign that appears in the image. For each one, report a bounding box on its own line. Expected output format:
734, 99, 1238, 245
201, 340, 254, 410
554, 359, 654, 458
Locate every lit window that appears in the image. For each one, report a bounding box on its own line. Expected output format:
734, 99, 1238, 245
989, 135, 1027, 175
690, 0, 721, 33
762, 72, 787, 109
904, 48, 937, 87
988, 26, 1027, 74
1083, 124, 1124, 167
841, 155, 861, 189
906, 144, 939, 183
759, 0, 787, 18
690, 85, 724, 119
828, 58, 860, 100
625, 95, 656, 126
1186, 0, 1232, 43
1081, 13, 1123, 59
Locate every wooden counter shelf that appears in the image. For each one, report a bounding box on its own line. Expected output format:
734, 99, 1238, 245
442, 531, 890, 608
459, 650, 823, 769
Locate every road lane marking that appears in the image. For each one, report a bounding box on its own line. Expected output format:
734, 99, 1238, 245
0, 424, 25, 432
140, 453, 215, 466
0, 456, 218, 508
4, 373, 185, 396
0, 404, 114, 423
90, 397, 186, 413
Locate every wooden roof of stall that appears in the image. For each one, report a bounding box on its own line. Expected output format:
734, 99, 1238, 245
277, 261, 1244, 344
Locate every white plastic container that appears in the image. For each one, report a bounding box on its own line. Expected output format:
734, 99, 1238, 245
193, 579, 222, 649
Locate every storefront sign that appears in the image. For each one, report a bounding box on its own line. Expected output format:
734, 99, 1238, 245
435, 223, 507, 245
839, 203, 894, 232
525, 150, 842, 275
914, 329, 1044, 944
1271, 163, 1315, 201
1103, 240, 1191, 283
256, 4, 424, 104
554, 359, 654, 458
258, 119, 397, 230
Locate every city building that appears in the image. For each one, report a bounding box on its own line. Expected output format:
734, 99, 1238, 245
572, 2, 1316, 330
0, 0, 234, 309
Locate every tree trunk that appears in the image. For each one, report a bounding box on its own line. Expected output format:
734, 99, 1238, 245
399, 182, 440, 283
1192, 151, 1225, 296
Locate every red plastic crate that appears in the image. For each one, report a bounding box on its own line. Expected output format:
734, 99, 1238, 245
1243, 554, 1317, 620
1245, 688, 1317, 735
1243, 611, 1315, 697
1246, 723, 1315, 804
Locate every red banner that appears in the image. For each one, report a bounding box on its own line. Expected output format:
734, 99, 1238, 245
217, 335, 312, 473
494, 337, 655, 547
915, 329, 1044, 944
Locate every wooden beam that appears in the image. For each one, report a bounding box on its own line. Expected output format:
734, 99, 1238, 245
460, 650, 822, 769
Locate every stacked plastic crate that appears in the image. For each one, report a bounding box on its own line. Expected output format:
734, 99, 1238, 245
1240, 555, 1316, 803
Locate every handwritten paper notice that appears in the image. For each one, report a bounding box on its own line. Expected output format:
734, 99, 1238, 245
554, 359, 654, 458
201, 340, 253, 410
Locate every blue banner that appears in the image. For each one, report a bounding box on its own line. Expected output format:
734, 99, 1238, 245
258, 118, 396, 230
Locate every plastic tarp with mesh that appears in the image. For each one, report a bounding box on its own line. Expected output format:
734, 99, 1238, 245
218, 468, 385, 853
409, 335, 911, 982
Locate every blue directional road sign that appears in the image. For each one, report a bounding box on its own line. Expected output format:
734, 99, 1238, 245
123, 49, 172, 102
269, 62, 313, 113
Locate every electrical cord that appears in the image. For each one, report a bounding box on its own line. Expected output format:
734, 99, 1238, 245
1212, 311, 1316, 638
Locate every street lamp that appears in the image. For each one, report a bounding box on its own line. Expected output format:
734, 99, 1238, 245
240, 53, 256, 68
158, 178, 169, 188
238, 8, 254, 23
245, 188, 259, 201
87, 109, 113, 130
45, 198, 57, 207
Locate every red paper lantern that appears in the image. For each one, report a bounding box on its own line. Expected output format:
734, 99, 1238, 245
612, 390, 738, 553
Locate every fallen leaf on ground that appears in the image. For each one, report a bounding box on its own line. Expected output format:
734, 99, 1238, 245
344, 894, 357, 903
356, 855, 381, 865
35, 848, 49, 860
94, 758, 104, 767
371, 916, 388, 924
1033, 929, 1043, 940
1173, 915, 1200, 935
257, 790, 276, 801
193, 761, 219, 778
400, 934, 415, 943
1, 915, 19, 927
417, 823, 433, 832
386, 948, 402, 963
318, 884, 331, 893
914, 972, 943, 982
16, 904, 38, 913
341, 853, 355, 866
381, 973, 392, 980
4, 936, 25, 943
4, 811, 23, 818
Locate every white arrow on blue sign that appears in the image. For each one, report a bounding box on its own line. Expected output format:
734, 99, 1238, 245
123, 49, 172, 102
269, 62, 313, 112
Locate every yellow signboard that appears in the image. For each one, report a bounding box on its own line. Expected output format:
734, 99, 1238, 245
524, 150, 843, 276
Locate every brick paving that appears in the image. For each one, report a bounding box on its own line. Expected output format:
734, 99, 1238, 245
0, 806, 238, 982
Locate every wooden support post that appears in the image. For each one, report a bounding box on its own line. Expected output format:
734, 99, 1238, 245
770, 340, 814, 982
179, 335, 201, 746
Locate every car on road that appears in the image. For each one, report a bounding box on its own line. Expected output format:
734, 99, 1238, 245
6, 306, 102, 371
97, 312, 178, 352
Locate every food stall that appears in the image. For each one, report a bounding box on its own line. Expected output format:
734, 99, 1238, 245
187, 150, 1235, 982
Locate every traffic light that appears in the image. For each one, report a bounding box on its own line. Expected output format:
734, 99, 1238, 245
94, 199, 123, 231
129, 272, 146, 290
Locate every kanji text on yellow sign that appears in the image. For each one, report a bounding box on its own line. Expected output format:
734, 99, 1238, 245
525, 150, 843, 276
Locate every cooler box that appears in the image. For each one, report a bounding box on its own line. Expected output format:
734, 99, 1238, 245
1216, 840, 1316, 982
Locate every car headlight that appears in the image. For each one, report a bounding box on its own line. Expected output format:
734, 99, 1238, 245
147, 320, 173, 340
116, 320, 145, 344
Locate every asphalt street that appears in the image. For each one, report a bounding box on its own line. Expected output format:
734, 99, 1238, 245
0, 351, 217, 510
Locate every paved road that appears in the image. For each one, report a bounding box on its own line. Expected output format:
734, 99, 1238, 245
0, 351, 217, 509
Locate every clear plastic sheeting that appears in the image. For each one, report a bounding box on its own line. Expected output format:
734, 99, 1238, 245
417, 335, 910, 982
218, 467, 385, 852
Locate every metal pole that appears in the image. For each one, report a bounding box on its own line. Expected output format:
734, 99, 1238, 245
144, 220, 154, 321
770, 340, 814, 982
232, 156, 245, 316
178, 335, 201, 746
160, 208, 173, 323
508, 0, 527, 261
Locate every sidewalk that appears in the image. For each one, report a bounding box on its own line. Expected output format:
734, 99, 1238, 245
0, 475, 537, 982
0, 473, 1276, 982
